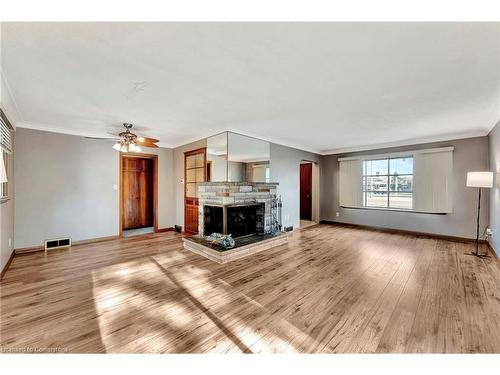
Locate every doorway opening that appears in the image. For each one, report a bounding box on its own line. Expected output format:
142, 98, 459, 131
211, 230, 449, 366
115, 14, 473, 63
120, 153, 158, 237
300, 161, 319, 228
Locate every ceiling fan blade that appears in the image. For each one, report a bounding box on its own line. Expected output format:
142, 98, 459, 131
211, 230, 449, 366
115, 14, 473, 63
137, 137, 159, 143
85, 136, 120, 141
136, 140, 159, 148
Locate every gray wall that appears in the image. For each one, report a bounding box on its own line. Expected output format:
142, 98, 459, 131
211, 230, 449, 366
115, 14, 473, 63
1, 132, 14, 273
489, 121, 500, 255
14, 128, 174, 249
270, 143, 321, 229
320, 136, 489, 239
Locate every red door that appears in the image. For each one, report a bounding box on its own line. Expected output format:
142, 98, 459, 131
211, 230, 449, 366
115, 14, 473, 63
300, 163, 312, 221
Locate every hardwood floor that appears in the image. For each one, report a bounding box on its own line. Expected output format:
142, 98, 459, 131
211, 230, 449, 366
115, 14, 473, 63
1, 224, 499, 353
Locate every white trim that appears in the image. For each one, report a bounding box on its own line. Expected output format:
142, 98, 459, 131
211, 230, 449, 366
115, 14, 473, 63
322, 130, 487, 155
340, 205, 448, 215
15, 121, 488, 157
338, 146, 454, 162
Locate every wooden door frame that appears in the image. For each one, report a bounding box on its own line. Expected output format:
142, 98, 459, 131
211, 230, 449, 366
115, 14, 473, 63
184, 147, 207, 234
300, 162, 313, 221
119, 152, 158, 237
299, 160, 320, 223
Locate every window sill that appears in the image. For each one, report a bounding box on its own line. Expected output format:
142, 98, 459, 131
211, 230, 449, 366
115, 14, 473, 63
340, 205, 448, 215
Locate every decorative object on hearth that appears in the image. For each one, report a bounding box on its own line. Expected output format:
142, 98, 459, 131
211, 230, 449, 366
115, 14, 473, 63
466, 171, 494, 257
205, 233, 235, 249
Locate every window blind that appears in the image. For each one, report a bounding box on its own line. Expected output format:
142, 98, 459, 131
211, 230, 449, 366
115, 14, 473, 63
0, 109, 13, 153
339, 159, 363, 207
413, 149, 453, 213
338, 147, 453, 214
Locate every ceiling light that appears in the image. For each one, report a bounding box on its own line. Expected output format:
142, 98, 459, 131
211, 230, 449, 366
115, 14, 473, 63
112, 142, 122, 151
134, 145, 142, 153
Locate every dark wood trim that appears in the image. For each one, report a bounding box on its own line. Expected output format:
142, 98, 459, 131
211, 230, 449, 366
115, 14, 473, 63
320, 220, 490, 244
15, 235, 120, 255
157, 227, 175, 233
119, 153, 158, 237
183, 147, 207, 235
0, 249, 15, 279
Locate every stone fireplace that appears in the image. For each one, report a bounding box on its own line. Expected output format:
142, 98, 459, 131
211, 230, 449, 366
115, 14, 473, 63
183, 181, 287, 263
197, 181, 279, 236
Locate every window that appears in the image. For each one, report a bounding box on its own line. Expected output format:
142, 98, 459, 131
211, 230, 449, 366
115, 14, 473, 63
0, 109, 13, 202
339, 147, 453, 214
362, 157, 413, 210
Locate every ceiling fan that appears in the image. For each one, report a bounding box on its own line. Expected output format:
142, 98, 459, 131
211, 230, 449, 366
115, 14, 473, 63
110, 123, 159, 152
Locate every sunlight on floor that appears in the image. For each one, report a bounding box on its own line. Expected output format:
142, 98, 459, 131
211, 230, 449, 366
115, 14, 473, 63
89, 252, 315, 353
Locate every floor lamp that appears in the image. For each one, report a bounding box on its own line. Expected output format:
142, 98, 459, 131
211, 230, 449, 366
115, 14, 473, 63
466, 171, 494, 257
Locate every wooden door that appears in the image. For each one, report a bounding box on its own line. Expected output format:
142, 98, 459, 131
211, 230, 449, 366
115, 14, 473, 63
122, 157, 154, 230
184, 148, 206, 234
300, 163, 312, 221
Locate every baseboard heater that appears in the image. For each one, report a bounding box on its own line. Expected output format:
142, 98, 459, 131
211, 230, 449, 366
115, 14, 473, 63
44, 237, 72, 251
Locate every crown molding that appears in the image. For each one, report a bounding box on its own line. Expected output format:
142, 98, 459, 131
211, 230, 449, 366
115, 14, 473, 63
320, 130, 491, 155
15, 121, 497, 157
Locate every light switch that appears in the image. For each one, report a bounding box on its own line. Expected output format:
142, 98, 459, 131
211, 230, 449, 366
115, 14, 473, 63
113, 184, 118, 190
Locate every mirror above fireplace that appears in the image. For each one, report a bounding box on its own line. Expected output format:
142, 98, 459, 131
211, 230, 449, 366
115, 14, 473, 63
206, 131, 270, 183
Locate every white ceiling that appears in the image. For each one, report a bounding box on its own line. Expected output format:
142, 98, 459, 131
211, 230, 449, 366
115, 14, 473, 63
1, 22, 499, 154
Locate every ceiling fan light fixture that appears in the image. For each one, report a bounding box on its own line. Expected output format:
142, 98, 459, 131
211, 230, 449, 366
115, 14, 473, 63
111, 123, 159, 152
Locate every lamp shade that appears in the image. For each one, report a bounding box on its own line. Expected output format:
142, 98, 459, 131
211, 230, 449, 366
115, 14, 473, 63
0, 155, 7, 183
466, 171, 494, 188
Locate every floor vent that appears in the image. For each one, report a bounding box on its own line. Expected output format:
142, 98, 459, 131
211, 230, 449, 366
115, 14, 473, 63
44, 237, 72, 251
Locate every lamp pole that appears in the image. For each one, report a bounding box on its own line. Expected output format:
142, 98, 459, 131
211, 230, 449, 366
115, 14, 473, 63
475, 188, 481, 256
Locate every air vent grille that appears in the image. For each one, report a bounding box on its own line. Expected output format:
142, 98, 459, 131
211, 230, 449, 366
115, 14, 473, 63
44, 237, 72, 251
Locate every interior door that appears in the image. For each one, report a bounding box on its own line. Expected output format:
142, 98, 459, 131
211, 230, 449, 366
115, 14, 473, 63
300, 163, 312, 221
122, 157, 154, 230
184, 148, 206, 234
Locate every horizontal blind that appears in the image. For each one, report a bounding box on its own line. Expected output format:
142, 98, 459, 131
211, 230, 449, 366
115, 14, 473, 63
0, 112, 13, 153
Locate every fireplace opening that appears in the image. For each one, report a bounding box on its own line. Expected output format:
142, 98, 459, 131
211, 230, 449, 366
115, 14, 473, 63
203, 203, 265, 238
203, 205, 223, 236
227, 203, 265, 238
